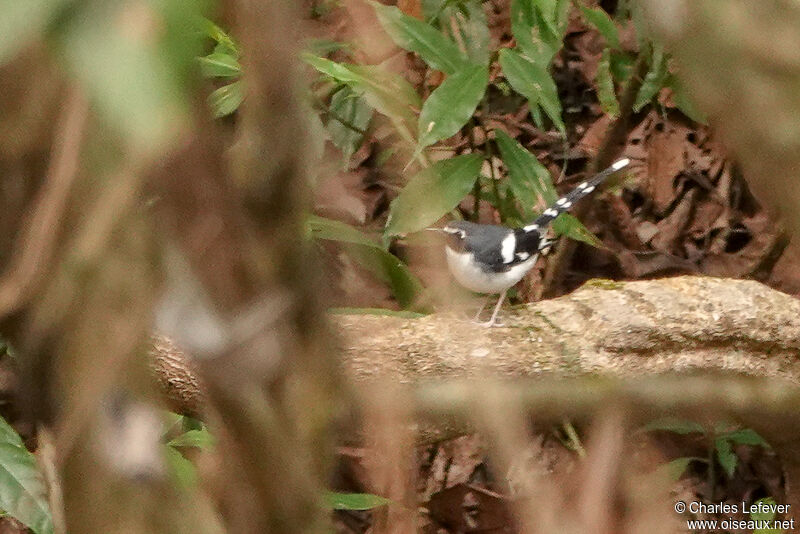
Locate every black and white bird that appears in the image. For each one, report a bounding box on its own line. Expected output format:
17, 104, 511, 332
436, 158, 630, 327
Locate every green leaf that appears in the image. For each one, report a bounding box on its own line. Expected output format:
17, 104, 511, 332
208, 81, 244, 118
306, 38, 351, 57
499, 48, 565, 134
751, 497, 784, 533
197, 52, 241, 78
668, 75, 707, 124
0, 416, 52, 534
168, 429, 215, 450
510, 0, 563, 65
715, 437, 738, 477
385, 154, 483, 236
417, 64, 489, 149
596, 49, 619, 118
0, 0, 70, 66
609, 51, 635, 83
303, 54, 419, 145
494, 130, 557, 219
633, 44, 669, 112
552, 213, 603, 248
722, 428, 770, 448
324, 492, 391, 510
440, 0, 491, 67
328, 307, 426, 318
640, 418, 705, 435
580, 6, 621, 50
370, 1, 468, 74
326, 87, 372, 166
165, 446, 197, 489
201, 18, 240, 56
308, 216, 425, 309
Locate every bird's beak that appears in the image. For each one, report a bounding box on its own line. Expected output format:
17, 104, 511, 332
425, 227, 445, 233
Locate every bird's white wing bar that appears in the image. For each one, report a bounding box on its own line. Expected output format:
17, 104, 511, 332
500, 232, 516, 264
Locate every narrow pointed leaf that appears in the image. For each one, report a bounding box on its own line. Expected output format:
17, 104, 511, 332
722, 428, 770, 448
417, 64, 489, 149
441, 0, 490, 66
0, 416, 53, 534
495, 130, 557, 219
596, 49, 619, 117
197, 52, 241, 78
385, 154, 483, 236
324, 492, 392, 510
715, 437, 738, 477
510, 0, 557, 65
633, 44, 669, 112
370, 1, 468, 74
326, 87, 372, 166
308, 216, 424, 309
641, 417, 705, 435
580, 6, 621, 50
552, 213, 603, 248
208, 81, 244, 117
499, 48, 564, 133
668, 75, 707, 124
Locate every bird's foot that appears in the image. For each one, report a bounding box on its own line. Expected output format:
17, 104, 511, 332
475, 317, 505, 328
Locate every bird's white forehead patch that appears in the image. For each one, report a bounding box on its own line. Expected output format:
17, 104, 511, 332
501, 232, 516, 264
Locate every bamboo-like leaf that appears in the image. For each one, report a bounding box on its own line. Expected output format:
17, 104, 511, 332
308, 216, 425, 309
385, 154, 483, 236
715, 437, 738, 478
417, 64, 489, 149
641, 417, 705, 435
494, 130, 557, 219
324, 492, 392, 510
440, 0, 490, 66
0, 416, 53, 534
499, 48, 564, 133
326, 87, 372, 166
596, 49, 619, 117
633, 44, 669, 112
304, 54, 419, 145
197, 52, 241, 78
370, 1, 468, 74
580, 5, 621, 50
208, 81, 244, 118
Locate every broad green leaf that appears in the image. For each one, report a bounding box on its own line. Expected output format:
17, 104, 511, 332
494, 130, 557, 220
499, 48, 564, 134
328, 307, 427, 318
303, 55, 418, 144
0, 0, 69, 66
552, 213, 603, 248
209, 81, 244, 118
0, 416, 52, 534
668, 76, 707, 124
60, 1, 188, 156
417, 64, 489, 149
440, 0, 490, 67
197, 52, 241, 78
633, 44, 669, 112
580, 6, 621, 50
324, 492, 391, 510
308, 216, 425, 309
596, 49, 619, 117
722, 429, 770, 448
715, 437, 737, 477
385, 154, 483, 236
168, 429, 215, 450
640, 418, 705, 435
306, 38, 351, 57
370, 1, 468, 74
326, 87, 372, 166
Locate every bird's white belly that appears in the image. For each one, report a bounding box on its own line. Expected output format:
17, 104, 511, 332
445, 248, 538, 294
